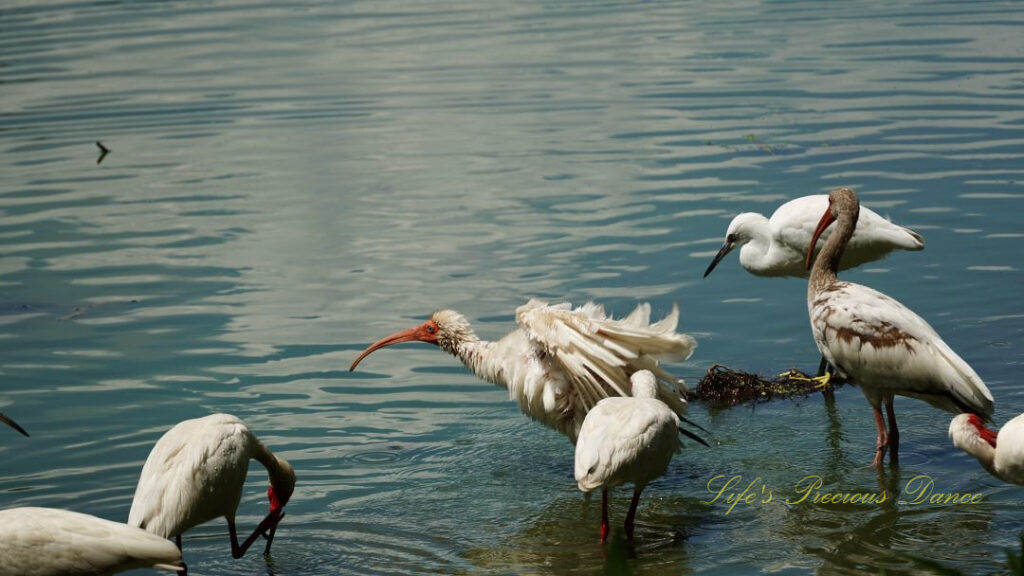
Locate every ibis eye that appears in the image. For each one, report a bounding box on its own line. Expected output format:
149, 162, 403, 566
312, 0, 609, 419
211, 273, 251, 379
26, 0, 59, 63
426, 324, 436, 334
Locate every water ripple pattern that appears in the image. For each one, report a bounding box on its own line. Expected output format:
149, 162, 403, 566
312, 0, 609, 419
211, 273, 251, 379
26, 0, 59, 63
1, 1, 1022, 575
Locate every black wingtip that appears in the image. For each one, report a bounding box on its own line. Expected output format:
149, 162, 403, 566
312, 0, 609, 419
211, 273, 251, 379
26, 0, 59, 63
96, 141, 110, 164
678, 425, 709, 447
0, 413, 30, 437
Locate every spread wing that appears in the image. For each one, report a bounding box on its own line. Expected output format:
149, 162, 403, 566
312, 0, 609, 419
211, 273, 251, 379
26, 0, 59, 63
515, 299, 696, 417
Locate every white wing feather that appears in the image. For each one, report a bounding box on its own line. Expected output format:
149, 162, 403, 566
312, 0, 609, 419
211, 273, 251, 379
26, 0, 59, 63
0, 507, 182, 576
516, 299, 696, 418
128, 413, 253, 537
810, 282, 992, 416
575, 397, 679, 492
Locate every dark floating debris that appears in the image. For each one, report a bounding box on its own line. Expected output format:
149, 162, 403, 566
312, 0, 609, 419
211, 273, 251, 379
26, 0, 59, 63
691, 364, 847, 408
96, 140, 110, 164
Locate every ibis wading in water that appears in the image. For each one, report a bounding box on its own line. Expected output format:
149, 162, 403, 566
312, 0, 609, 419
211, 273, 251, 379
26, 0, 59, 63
704, 194, 923, 278
950, 413, 1024, 485
575, 370, 680, 544
128, 413, 296, 570
806, 187, 993, 466
0, 412, 29, 437
0, 507, 183, 576
349, 299, 697, 443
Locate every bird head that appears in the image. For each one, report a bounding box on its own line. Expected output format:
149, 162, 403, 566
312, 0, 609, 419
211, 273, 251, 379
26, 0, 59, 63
806, 187, 860, 270
629, 370, 659, 399
268, 457, 296, 515
704, 213, 762, 277
950, 413, 998, 450
349, 309, 477, 370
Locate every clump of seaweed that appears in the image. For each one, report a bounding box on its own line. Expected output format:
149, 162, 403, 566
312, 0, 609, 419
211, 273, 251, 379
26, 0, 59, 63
690, 364, 846, 408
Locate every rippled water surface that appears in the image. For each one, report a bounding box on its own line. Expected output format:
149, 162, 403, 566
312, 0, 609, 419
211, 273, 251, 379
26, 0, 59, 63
2, 1, 1023, 574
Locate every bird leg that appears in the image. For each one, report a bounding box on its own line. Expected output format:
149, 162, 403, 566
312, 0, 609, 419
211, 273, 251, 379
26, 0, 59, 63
872, 405, 889, 467
624, 488, 643, 541
174, 535, 187, 576
885, 399, 899, 464
262, 524, 278, 556
229, 509, 285, 559
599, 489, 610, 545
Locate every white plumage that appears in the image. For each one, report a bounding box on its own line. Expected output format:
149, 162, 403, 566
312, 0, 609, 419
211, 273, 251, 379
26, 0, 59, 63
950, 413, 1024, 485
574, 370, 680, 543
807, 188, 993, 466
704, 194, 924, 278
350, 299, 696, 443
128, 413, 295, 561
0, 507, 182, 576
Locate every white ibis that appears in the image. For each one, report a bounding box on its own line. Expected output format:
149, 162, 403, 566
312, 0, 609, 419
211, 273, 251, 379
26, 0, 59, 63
0, 507, 183, 576
574, 370, 680, 543
0, 412, 29, 437
950, 413, 1024, 485
806, 187, 993, 466
349, 299, 697, 443
128, 413, 295, 567
704, 194, 923, 278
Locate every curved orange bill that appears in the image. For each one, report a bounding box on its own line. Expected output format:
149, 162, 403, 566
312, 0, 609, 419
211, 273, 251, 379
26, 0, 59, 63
0, 413, 29, 437
349, 325, 433, 371
806, 209, 836, 269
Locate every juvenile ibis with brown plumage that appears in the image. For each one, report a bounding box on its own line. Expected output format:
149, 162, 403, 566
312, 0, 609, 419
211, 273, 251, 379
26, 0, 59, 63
349, 299, 698, 444
806, 187, 993, 466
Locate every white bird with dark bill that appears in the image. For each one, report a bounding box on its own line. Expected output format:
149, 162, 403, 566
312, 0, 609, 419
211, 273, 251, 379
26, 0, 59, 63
0, 412, 29, 436
806, 187, 993, 466
0, 507, 183, 576
128, 413, 295, 566
950, 413, 1024, 485
350, 299, 696, 443
704, 194, 924, 278
575, 370, 680, 544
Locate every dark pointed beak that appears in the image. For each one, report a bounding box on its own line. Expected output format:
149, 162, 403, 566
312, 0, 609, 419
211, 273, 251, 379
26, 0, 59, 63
703, 242, 735, 278
806, 210, 836, 269
349, 326, 427, 371
0, 413, 29, 437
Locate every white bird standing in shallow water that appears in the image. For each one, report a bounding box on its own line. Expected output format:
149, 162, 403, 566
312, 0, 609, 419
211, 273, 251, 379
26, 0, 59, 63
704, 194, 924, 278
950, 413, 1024, 485
575, 370, 680, 544
0, 507, 183, 576
806, 187, 993, 466
128, 413, 295, 572
350, 299, 697, 444
0, 412, 29, 436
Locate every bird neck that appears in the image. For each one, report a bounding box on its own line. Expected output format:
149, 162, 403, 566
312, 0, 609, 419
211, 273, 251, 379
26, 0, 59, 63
452, 338, 506, 387
736, 218, 774, 272
253, 442, 296, 507
809, 210, 857, 293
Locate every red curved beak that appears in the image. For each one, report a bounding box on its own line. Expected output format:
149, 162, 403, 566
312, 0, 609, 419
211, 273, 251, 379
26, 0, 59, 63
349, 323, 437, 371
806, 208, 836, 270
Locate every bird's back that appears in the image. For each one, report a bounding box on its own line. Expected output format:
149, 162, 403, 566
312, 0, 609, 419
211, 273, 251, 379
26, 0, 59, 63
575, 396, 679, 492
128, 413, 255, 537
772, 195, 923, 275
810, 281, 992, 416
0, 507, 182, 576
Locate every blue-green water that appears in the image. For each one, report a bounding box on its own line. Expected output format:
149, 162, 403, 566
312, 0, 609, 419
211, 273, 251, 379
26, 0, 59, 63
2, 1, 1022, 574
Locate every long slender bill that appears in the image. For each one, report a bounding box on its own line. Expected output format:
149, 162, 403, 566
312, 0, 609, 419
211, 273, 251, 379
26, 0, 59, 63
349, 326, 423, 371
806, 210, 836, 269
703, 242, 734, 278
